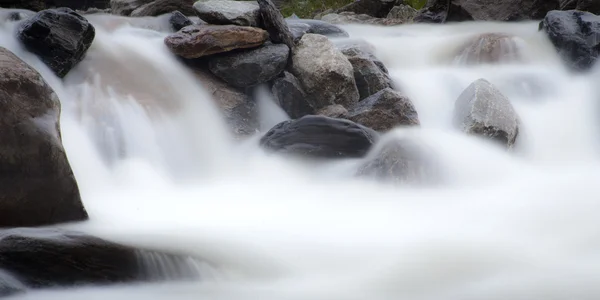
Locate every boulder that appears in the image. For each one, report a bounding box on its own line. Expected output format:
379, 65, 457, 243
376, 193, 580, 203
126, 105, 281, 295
286, 19, 349, 38
130, 0, 196, 17
415, 0, 559, 22
357, 138, 439, 185
193, 0, 260, 27
110, 0, 152, 15
17, 8, 95, 78
453, 79, 520, 148
334, 0, 396, 18
0, 47, 87, 227
164, 24, 268, 59
348, 88, 419, 131
291, 34, 359, 109
169, 10, 193, 31
317, 104, 349, 118
257, 0, 295, 51
192, 68, 258, 136
0, 228, 203, 290
208, 43, 289, 88
321, 12, 406, 25
386, 4, 418, 21
339, 44, 393, 100
539, 10, 600, 72
271, 71, 314, 119
259, 115, 378, 158
454, 33, 524, 65
287, 22, 311, 42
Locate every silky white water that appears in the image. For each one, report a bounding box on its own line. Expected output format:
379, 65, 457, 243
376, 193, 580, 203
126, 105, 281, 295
2, 12, 600, 299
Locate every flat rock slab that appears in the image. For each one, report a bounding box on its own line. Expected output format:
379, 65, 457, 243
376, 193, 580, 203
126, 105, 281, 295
193, 0, 260, 27
164, 24, 268, 58
453, 78, 520, 148
260, 115, 378, 158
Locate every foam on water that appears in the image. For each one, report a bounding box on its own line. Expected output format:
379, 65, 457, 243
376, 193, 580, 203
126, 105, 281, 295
2, 11, 600, 300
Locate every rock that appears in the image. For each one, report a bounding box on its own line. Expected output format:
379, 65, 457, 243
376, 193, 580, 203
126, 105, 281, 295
271, 71, 314, 119
0, 270, 25, 297
335, 0, 396, 18
208, 43, 289, 88
0, 228, 203, 290
0, 9, 35, 22
0, 47, 87, 227
539, 10, 600, 72
291, 34, 359, 110
192, 68, 258, 135
357, 138, 439, 185
340, 44, 393, 100
454, 33, 525, 65
348, 88, 419, 131
78, 8, 111, 14
193, 0, 260, 27
164, 24, 268, 59
17, 8, 95, 78
0, 0, 45, 11
453, 79, 520, 148
321, 12, 406, 25
110, 0, 152, 15
576, 0, 600, 14
386, 4, 418, 21
169, 10, 193, 31
259, 115, 378, 158
53, 0, 111, 10
258, 0, 295, 51
130, 0, 196, 17
415, 0, 559, 22
287, 22, 311, 42
317, 104, 349, 118
286, 19, 349, 38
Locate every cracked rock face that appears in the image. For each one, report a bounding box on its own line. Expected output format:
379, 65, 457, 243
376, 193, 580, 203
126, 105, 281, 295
453, 78, 520, 148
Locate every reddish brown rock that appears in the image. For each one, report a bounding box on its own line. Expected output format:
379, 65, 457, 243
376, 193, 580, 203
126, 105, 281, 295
164, 24, 268, 59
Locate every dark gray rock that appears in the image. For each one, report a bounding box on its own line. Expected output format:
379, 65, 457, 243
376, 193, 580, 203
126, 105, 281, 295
539, 10, 600, 72
575, 0, 600, 14
415, 0, 559, 22
169, 10, 193, 31
258, 0, 295, 50
453, 79, 520, 148
130, 0, 196, 17
334, 0, 396, 18
0, 228, 204, 290
0, 270, 25, 298
321, 12, 406, 25
0, 0, 45, 11
208, 43, 289, 88
340, 45, 393, 100
260, 115, 378, 158
272, 71, 314, 119
285, 19, 349, 38
193, 0, 260, 27
17, 8, 95, 78
357, 138, 439, 185
287, 22, 311, 42
348, 88, 419, 131
0, 47, 87, 227
414, 0, 473, 23
110, 0, 152, 15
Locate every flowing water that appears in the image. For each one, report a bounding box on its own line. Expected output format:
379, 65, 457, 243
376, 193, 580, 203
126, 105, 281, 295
2, 11, 600, 300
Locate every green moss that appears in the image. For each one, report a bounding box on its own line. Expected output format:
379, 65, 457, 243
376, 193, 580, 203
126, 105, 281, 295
403, 0, 427, 10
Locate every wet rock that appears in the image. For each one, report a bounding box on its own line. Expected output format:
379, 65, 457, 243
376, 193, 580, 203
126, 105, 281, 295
348, 88, 419, 131
414, 0, 472, 23
0, 270, 25, 298
169, 10, 193, 31
0, 47, 87, 227
317, 104, 349, 118
286, 19, 349, 38
453, 79, 520, 148
291, 34, 359, 109
0, 0, 45, 11
260, 115, 378, 158
208, 43, 289, 88
334, 0, 396, 18
454, 33, 524, 65
258, 0, 295, 51
192, 68, 258, 136
0, 228, 204, 290
340, 45, 393, 100
386, 4, 418, 22
357, 138, 439, 185
110, 0, 152, 15
539, 10, 600, 72
272, 71, 314, 119
164, 24, 268, 59
17, 8, 95, 78
321, 12, 406, 25
193, 0, 260, 27
415, 0, 558, 22
130, 0, 196, 17
287, 22, 311, 42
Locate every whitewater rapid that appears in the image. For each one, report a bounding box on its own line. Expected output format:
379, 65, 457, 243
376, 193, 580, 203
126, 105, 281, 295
2, 12, 600, 300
